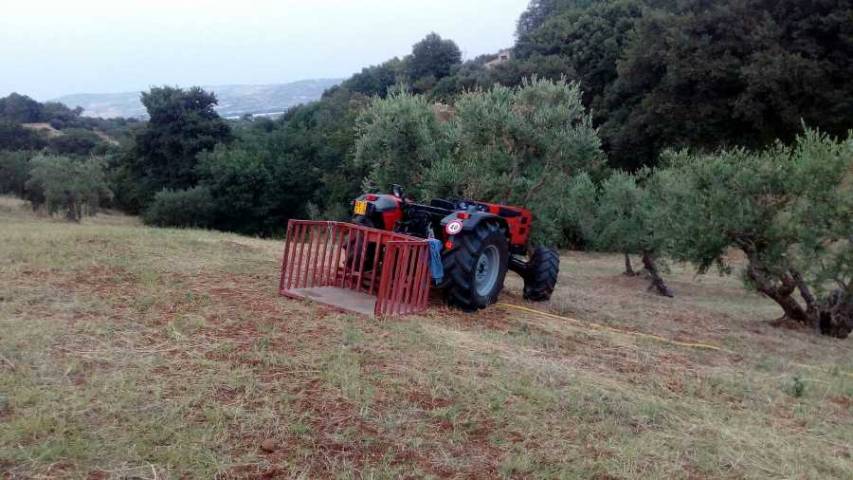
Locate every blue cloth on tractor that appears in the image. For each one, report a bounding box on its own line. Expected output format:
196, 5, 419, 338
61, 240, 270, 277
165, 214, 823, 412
427, 238, 444, 283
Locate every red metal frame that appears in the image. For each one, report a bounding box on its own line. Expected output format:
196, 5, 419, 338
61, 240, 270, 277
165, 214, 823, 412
279, 220, 431, 316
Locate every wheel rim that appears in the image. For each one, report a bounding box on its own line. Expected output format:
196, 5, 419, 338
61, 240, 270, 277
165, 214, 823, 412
474, 245, 500, 296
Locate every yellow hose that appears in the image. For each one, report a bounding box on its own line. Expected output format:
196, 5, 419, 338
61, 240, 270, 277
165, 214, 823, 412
498, 302, 729, 352
498, 302, 853, 379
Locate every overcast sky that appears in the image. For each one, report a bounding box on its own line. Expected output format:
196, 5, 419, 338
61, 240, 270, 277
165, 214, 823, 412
0, 0, 530, 100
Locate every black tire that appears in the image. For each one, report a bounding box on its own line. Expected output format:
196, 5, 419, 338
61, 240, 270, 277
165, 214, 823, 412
348, 215, 377, 270
443, 222, 509, 311
522, 246, 559, 301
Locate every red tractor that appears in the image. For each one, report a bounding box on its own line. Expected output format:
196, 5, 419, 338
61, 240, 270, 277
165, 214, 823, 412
350, 185, 559, 311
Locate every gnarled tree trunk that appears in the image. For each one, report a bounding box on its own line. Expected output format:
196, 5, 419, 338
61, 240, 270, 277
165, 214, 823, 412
740, 247, 849, 338
624, 253, 638, 276
642, 251, 673, 297
790, 269, 818, 318
745, 261, 809, 323
819, 288, 853, 339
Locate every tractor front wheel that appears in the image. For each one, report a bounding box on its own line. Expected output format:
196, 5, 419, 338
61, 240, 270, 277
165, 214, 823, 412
522, 246, 560, 301
443, 222, 509, 311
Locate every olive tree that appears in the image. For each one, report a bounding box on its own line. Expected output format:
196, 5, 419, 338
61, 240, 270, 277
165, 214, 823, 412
354, 90, 450, 196
26, 154, 112, 222
656, 129, 852, 337
566, 170, 674, 296
424, 77, 606, 246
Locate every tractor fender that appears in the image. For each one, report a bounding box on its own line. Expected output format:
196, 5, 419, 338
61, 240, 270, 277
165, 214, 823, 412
440, 211, 508, 236
354, 193, 402, 230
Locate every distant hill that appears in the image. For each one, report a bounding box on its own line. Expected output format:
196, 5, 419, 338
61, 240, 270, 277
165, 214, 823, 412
53, 79, 343, 119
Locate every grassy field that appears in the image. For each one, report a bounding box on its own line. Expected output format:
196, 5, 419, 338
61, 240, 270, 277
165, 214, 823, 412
0, 196, 850, 479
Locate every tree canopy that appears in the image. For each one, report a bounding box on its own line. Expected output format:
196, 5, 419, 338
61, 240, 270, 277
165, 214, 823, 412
127, 86, 232, 210
26, 154, 112, 222
654, 129, 852, 337
405, 33, 462, 88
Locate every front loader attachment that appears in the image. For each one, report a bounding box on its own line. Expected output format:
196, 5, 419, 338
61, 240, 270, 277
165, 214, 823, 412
279, 220, 431, 316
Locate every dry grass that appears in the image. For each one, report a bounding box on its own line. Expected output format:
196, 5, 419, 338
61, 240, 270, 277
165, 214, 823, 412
0, 196, 850, 479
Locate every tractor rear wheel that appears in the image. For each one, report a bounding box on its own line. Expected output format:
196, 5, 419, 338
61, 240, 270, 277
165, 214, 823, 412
522, 246, 559, 301
443, 222, 509, 311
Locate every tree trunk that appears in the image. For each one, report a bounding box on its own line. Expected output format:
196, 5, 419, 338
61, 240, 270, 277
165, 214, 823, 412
624, 253, 638, 276
790, 269, 818, 317
642, 252, 674, 297
745, 260, 810, 324
741, 249, 849, 338
819, 289, 853, 339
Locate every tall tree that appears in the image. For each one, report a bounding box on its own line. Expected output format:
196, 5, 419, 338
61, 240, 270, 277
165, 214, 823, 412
128, 86, 231, 209
514, 0, 645, 117
0, 93, 43, 123
516, 0, 600, 37
341, 58, 403, 98
603, 0, 853, 168
405, 33, 462, 85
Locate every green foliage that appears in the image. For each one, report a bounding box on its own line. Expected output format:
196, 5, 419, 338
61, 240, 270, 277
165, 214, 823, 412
47, 128, 103, 156
0, 93, 43, 123
142, 187, 215, 228
356, 77, 605, 246
785, 376, 806, 398
271, 87, 371, 220
355, 90, 449, 196
196, 145, 273, 234
516, 0, 601, 37
0, 151, 32, 196
515, 0, 644, 116
655, 129, 852, 331
341, 59, 403, 98
0, 122, 46, 151
129, 86, 232, 206
405, 33, 462, 87
657, 131, 850, 276
425, 77, 605, 246
603, 0, 853, 168
569, 170, 657, 254
784, 132, 853, 299
566, 168, 675, 294
25, 154, 112, 221
0, 93, 107, 131
135, 86, 370, 234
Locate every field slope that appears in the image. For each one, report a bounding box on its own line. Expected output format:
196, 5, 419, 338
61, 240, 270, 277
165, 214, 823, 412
0, 197, 850, 479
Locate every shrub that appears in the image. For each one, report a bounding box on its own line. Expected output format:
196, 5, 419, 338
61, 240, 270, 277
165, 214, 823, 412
142, 187, 215, 228
25, 154, 112, 221
0, 151, 32, 196
0, 121, 46, 151
196, 145, 273, 234
47, 128, 102, 156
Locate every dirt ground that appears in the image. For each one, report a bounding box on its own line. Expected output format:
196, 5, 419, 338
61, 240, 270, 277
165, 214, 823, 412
0, 196, 850, 479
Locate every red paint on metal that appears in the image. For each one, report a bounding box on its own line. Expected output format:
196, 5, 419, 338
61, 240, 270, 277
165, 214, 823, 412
279, 220, 431, 316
